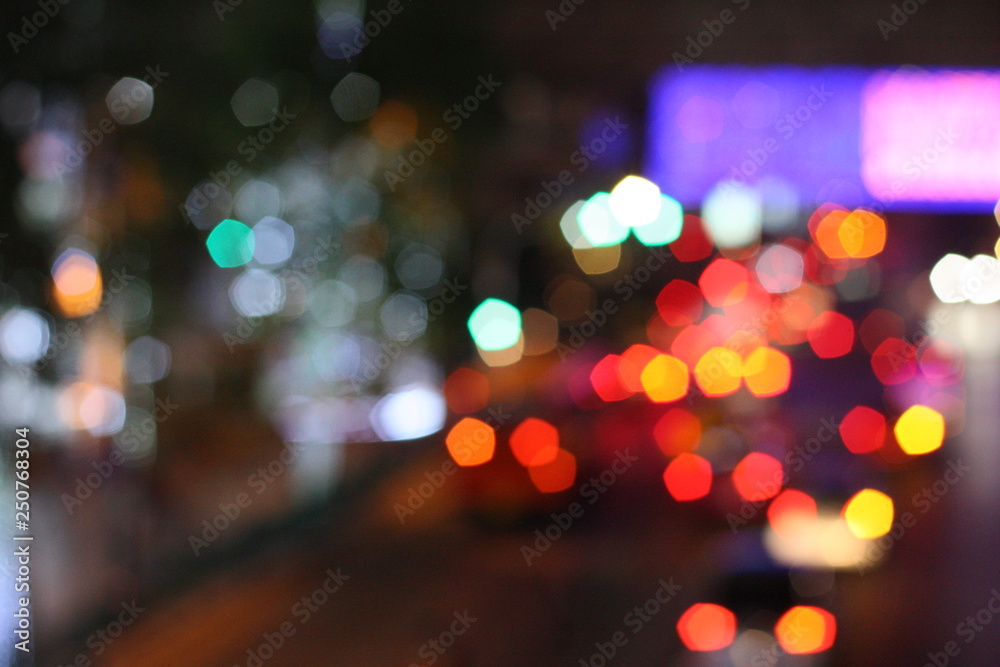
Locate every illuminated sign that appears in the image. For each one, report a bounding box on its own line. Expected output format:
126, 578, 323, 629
646, 66, 1000, 212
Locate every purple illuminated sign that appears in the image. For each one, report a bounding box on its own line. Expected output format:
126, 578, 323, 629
645, 65, 1000, 213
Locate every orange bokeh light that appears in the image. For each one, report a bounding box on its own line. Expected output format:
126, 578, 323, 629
839, 209, 886, 259
742, 346, 791, 397
693, 346, 742, 397
654, 408, 702, 457
528, 448, 577, 493
813, 208, 851, 259
509, 417, 559, 467
52, 250, 103, 318
671, 323, 721, 367
617, 344, 661, 393
677, 603, 737, 651
446, 417, 495, 467
775, 606, 836, 654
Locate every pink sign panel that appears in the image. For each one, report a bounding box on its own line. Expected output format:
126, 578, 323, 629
861, 69, 1000, 205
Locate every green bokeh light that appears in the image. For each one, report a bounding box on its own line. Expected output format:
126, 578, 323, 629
633, 194, 683, 246
206, 219, 255, 268
468, 298, 521, 351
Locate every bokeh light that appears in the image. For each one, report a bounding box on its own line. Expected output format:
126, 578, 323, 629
767, 489, 818, 538
774, 606, 836, 654
894, 404, 945, 455
510, 417, 559, 467
206, 219, 255, 268
528, 448, 577, 493
608, 175, 661, 227
656, 279, 703, 326
52, 248, 103, 317
663, 453, 713, 501
807, 310, 854, 358
677, 603, 737, 651
468, 299, 522, 351
578, 192, 629, 247
693, 346, 742, 397
654, 408, 702, 457
732, 452, 783, 501
443, 368, 489, 414
446, 417, 496, 466
633, 194, 684, 246
741, 346, 791, 398
843, 489, 894, 539
699, 258, 750, 307
839, 406, 886, 454
640, 354, 690, 403
702, 182, 762, 249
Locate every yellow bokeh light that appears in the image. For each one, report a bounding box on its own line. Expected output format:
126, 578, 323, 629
843, 489, 894, 539
741, 346, 791, 398
894, 405, 945, 455
693, 346, 742, 397
640, 354, 689, 403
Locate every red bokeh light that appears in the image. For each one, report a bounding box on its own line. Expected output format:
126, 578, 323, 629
670, 214, 714, 262
663, 453, 713, 501
656, 279, 704, 327
807, 311, 854, 358
839, 406, 886, 454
